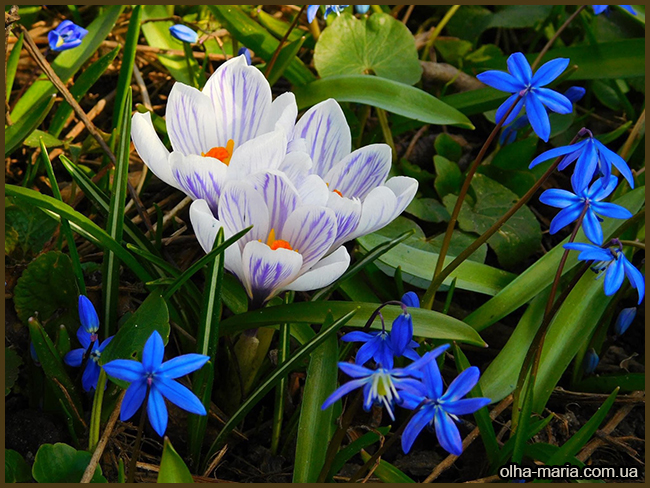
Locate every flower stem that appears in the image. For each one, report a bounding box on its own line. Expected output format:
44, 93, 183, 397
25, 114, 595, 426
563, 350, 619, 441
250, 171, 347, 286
88, 370, 107, 451
182, 42, 199, 89
127, 384, 150, 484
619, 240, 645, 251
530, 5, 587, 70
375, 108, 397, 162
422, 95, 523, 310
421, 5, 461, 61
308, 17, 321, 41
270, 295, 292, 455
265, 5, 306, 78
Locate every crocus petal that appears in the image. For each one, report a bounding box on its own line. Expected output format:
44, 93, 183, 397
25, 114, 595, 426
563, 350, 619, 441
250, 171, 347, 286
596, 141, 635, 189
531, 58, 570, 87
321, 378, 367, 410
539, 189, 580, 208
442, 366, 480, 402
131, 112, 179, 190
385, 177, 419, 218
622, 259, 645, 304
219, 181, 270, 248
324, 144, 392, 200
259, 92, 298, 137
166, 83, 220, 156
120, 378, 147, 421
476, 70, 524, 92
158, 354, 210, 379
591, 202, 633, 220
156, 377, 207, 415
582, 210, 604, 245
293, 98, 352, 177
227, 130, 289, 180
534, 88, 573, 114
147, 385, 169, 437
434, 408, 463, 456
443, 397, 491, 416
295, 174, 330, 207
529, 141, 584, 169
283, 205, 337, 271
170, 152, 228, 211
143, 331, 165, 373
284, 246, 350, 292
507, 52, 532, 85
241, 240, 303, 303
401, 406, 434, 454
495, 93, 525, 127
401, 291, 420, 308
327, 193, 362, 250
603, 257, 625, 296
82, 361, 100, 392
203, 55, 272, 145
64, 348, 84, 367
525, 94, 551, 142
250, 171, 299, 236
549, 204, 583, 234
102, 359, 145, 383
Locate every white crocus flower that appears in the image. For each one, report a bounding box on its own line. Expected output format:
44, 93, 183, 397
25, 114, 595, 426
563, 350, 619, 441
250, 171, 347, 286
292, 99, 419, 250
190, 170, 350, 307
131, 54, 299, 212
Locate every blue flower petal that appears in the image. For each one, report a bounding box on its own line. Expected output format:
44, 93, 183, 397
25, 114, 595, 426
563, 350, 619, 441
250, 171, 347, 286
531, 58, 570, 87
355, 340, 385, 368
539, 189, 580, 208
588, 176, 618, 201
78, 295, 99, 334
476, 71, 524, 92
338, 361, 374, 378
441, 366, 480, 402
421, 357, 444, 399
147, 385, 169, 437
82, 361, 100, 392
495, 94, 525, 126
591, 202, 633, 220
120, 378, 147, 421
549, 204, 584, 235
564, 86, 586, 103
156, 377, 206, 415
529, 142, 584, 169
592, 5, 608, 14
615, 307, 636, 335
340, 331, 376, 342
143, 331, 165, 373
307, 5, 320, 23
507, 52, 532, 85
169, 24, 199, 44
64, 348, 84, 367
571, 140, 598, 192
564, 243, 613, 262
603, 257, 625, 296
442, 397, 491, 416
595, 140, 635, 189
157, 353, 209, 379
401, 291, 420, 308
534, 88, 573, 114
390, 313, 413, 356
102, 359, 145, 383
321, 378, 367, 410
582, 209, 604, 245
434, 408, 463, 456
622, 258, 645, 304
76, 327, 93, 348
355, 5, 370, 14
401, 406, 434, 454
525, 94, 551, 142
98, 336, 113, 352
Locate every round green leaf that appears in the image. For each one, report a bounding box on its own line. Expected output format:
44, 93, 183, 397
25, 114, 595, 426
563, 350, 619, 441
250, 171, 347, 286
32, 443, 106, 483
314, 12, 422, 85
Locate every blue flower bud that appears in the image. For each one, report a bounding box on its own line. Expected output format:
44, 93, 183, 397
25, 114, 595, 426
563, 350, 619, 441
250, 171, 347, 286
48, 20, 88, 52
78, 295, 100, 335
583, 348, 599, 374
614, 307, 636, 336
355, 5, 370, 14
564, 86, 586, 103
237, 47, 252, 65
401, 291, 420, 308
390, 312, 413, 356
169, 24, 199, 44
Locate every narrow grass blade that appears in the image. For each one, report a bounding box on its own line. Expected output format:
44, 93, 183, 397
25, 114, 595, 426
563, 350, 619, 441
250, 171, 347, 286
113, 6, 142, 133
6, 32, 23, 100
327, 427, 391, 480
271, 295, 292, 455
359, 451, 415, 483
267, 36, 306, 86
5, 95, 55, 157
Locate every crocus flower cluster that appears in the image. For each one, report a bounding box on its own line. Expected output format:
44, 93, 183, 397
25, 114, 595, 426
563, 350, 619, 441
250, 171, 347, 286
322, 293, 490, 456
132, 54, 418, 306
48, 20, 88, 51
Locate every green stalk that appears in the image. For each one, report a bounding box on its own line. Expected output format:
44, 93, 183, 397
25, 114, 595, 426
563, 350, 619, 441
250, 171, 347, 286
88, 370, 107, 451
421, 5, 461, 61
271, 294, 292, 455
183, 42, 199, 89
113, 5, 142, 133
376, 107, 397, 162
39, 139, 85, 295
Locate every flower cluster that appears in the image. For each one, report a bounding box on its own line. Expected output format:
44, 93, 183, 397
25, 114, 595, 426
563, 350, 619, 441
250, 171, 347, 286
307, 5, 370, 23
48, 20, 88, 51
132, 54, 418, 307
322, 293, 490, 456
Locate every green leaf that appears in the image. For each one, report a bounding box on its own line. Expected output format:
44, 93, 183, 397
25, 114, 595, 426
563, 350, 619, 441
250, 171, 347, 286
5, 196, 58, 260
327, 427, 391, 480
359, 451, 415, 483
487, 5, 553, 29
208, 5, 316, 86
5, 449, 32, 483
443, 174, 542, 268
5, 94, 55, 156
267, 36, 306, 86
257, 9, 313, 46
434, 155, 462, 198
32, 443, 106, 483
314, 13, 422, 85
434, 133, 463, 162
464, 187, 646, 331
293, 331, 339, 482
23, 129, 64, 149
576, 373, 645, 394
11, 6, 124, 121
13, 251, 79, 327
357, 218, 511, 296
113, 6, 142, 132
5, 348, 22, 396
405, 198, 450, 223
220, 300, 487, 347
294, 75, 474, 128
6, 33, 23, 100
49, 47, 120, 137
157, 438, 194, 483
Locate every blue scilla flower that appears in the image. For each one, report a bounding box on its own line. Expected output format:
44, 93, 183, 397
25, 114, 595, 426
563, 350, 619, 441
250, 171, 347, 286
592, 5, 636, 15
48, 20, 88, 51
499, 87, 585, 145
322, 345, 450, 420
614, 307, 636, 336
102, 331, 209, 436
400, 360, 491, 455
539, 175, 632, 245
583, 348, 599, 374
169, 24, 199, 44
564, 242, 645, 304
307, 5, 350, 23
529, 131, 635, 192
78, 295, 100, 339
64, 328, 113, 392
477, 52, 572, 142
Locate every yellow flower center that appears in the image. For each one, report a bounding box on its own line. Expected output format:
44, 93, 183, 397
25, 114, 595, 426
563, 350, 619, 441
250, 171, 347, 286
264, 228, 295, 251
202, 139, 235, 165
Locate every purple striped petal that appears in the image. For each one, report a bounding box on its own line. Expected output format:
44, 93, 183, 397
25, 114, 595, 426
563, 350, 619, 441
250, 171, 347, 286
532, 57, 570, 87
250, 171, 299, 236
156, 377, 206, 415
349, 186, 398, 240
283, 205, 337, 271
324, 144, 391, 200
284, 246, 350, 292
326, 192, 362, 249
219, 181, 270, 249
143, 331, 165, 373
170, 152, 228, 211
507, 52, 532, 85
158, 354, 210, 379
534, 87, 572, 114
147, 385, 169, 436
293, 98, 352, 177
119, 378, 147, 421
166, 83, 219, 156
295, 174, 330, 207
203, 55, 272, 145
227, 130, 288, 180
131, 112, 178, 189
259, 91, 298, 137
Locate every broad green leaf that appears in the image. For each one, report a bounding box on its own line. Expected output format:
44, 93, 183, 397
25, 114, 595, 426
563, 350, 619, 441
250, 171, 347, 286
293, 331, 338, 482
5, 449, 32, 483
5, 348, 22, 396
434, 155, 462, 198
464, 187, 645, 331
208, 5, 316, 86
576, 373, 644, 394
220, 300, 487, 347
11, 5, 124, 121
5, 196, 58, 260
256, 9, 312, 45
13, 251, 79, 328
5, 95, 55, 156
266, 36, 306, 86
405, 198, 450, 223
314, 13, 422, 85
443, 174, 542, 268
157, 438, 194, 483
294, 75, 474, 128
32, 443, 106, 483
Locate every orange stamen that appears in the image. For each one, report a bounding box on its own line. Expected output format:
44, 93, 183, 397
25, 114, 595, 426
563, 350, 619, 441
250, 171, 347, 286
266, 228, 294, 251
201, 139, 235, 165
332, 189, 343, 197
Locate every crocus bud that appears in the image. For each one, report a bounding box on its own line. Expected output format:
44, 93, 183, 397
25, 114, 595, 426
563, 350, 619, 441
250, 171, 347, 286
615, 307, 636, 336
48, 20, 88, 51
169, 24, 199, 44
583, 348, 599, 374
